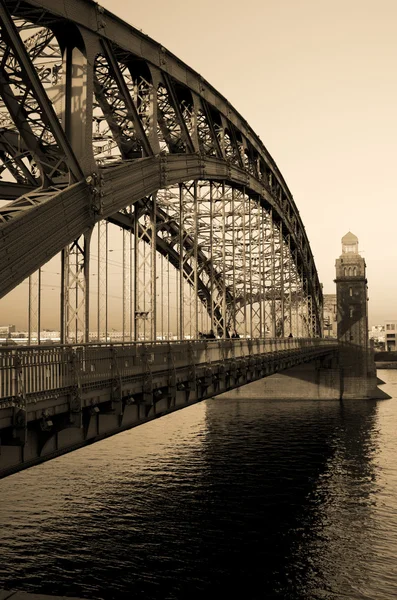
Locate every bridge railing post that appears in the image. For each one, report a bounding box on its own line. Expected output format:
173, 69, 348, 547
0, 348, 15, 400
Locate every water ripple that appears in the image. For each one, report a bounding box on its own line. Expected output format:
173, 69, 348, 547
1, 374, 397, 598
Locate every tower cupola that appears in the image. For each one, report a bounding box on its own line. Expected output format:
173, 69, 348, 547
341, 231, 359, 255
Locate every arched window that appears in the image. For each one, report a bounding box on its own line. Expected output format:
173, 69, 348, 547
349, 287, 353, 297
353, 267, 357, 276
344, 267, 347, 276
348, 267, 352, 276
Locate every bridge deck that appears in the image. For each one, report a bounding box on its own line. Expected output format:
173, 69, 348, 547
0, 338, 336, 402
0, 338, 338, 479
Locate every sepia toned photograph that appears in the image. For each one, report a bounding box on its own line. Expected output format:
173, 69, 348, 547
0, 0, 396, 598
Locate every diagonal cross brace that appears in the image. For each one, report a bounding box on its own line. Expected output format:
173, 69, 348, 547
100, 37, 153, 158
0, 1, 84, 183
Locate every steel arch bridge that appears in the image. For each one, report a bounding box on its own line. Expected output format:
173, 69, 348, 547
0, 0, 323, 343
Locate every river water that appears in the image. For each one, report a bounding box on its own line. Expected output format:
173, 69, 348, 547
1, 370, 397, 599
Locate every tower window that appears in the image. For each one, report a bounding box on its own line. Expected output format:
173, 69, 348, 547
353, 267, 357, 276
349, 287, 353, 296
344, 267, 347, 276
349, 307, 354, 318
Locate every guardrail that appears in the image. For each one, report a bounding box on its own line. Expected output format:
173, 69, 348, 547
0, 338, 337, 402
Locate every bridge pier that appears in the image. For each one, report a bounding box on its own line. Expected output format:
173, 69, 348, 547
254, 356, 387, 401
251, 357, 341, 400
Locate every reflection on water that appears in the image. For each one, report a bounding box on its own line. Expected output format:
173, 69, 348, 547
0, 371, 397, 599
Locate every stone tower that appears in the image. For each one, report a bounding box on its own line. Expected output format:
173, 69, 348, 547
333, 232, 386, 398
334, 231, 368, 352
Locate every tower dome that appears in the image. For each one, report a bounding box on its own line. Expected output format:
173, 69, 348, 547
342, 231, 358, 244
341, 231, 359, 254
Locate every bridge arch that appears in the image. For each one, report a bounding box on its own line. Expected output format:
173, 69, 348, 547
0, 0, 323, 341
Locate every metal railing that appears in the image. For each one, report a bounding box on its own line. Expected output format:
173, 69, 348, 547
0, 338, 337, 402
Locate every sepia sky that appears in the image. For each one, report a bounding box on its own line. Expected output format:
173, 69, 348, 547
98, 0, 397, 325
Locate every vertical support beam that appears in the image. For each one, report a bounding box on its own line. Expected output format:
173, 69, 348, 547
298, 264, 304, 337
303, 277, 310, 337
63, 231, 92, 344
221, 182, 226, 338
134, 198, 155, 341
122, 228, 130, 342
261, 207, 267, 338
60, 249, 65, 344
84, 232, 90, 343
179, 183, 184, 340
296, 259, 301, 337
134, 204, 141, 341
258, 204, 263, 337
231, 187, 237, 334
308, 292, 312, 338
159, 254, 164, 339
151, 195, 157, 341
242, 188, 248, 339
193, 182, 199, 339
288, 235, 292, 336
209, 182, 214, 333
270, 209, 276, 337
130, 217, 134, 341
279, 223, 285, 338
179, 181, 199, 339
62, 44, 88, 172
167, 256, 170, 339
208, 181, 226, 338
28, 268, 41, 345
97, 220, 108, 342
248, 196, 253, 338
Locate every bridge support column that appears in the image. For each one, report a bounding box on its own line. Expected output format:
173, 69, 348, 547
61, 229, 92, 344
134, 198, 156, 341
28, 268, 41, 345
233, 358, 342, 400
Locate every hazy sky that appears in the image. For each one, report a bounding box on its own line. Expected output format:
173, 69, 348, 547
98, 0, 397, 325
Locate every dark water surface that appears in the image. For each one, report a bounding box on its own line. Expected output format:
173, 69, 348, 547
1, 371, 397, 599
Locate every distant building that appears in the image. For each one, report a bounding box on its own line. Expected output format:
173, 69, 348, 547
323, 294, 337, 337
369, 325, 385, 341
384, 320, 397, 351
369, 325, 385, 351
0, 324, 16, 336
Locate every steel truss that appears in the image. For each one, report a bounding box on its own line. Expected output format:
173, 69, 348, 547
61, 232, 91, 344
0, 0, 323, 340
